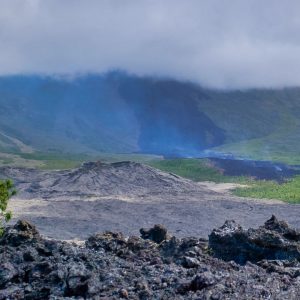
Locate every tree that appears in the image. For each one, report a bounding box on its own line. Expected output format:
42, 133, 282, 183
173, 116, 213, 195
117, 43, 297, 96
0, 179, 16, 235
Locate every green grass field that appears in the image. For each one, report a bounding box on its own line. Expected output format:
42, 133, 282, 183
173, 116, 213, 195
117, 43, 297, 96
233, 176, 300, 203
147, 158, 248, 183
147, 158, 300, 203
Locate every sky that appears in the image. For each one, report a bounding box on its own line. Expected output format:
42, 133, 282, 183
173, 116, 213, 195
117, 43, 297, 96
0, 0, 300, 89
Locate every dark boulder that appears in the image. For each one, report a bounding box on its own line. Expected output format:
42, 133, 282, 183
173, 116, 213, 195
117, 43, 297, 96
65, 263, 90, 297
86, 231, 127, 252
264, 215, 300, 241
190, 272, 216, 291
0, 263, 18, 288
177, 272, 215, 294
140, 224, 167, 243
209, 215, 300, 264
0, 220, 40, 246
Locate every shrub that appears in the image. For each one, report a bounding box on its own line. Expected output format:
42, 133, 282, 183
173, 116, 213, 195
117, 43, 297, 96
0, 179, 16, 235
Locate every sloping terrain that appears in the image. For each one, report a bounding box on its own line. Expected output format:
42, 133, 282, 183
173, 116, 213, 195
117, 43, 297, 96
1, 161, 203, 200
3, 161, 300, 240
0, 73, 299, 162
0, 74, 225, 156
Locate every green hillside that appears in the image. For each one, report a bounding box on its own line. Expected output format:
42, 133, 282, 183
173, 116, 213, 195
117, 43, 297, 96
196, 88, 300, 164
0, 74, 299, 166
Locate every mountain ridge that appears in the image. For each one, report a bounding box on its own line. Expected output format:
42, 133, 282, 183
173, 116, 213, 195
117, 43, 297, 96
0, 72, 299, 163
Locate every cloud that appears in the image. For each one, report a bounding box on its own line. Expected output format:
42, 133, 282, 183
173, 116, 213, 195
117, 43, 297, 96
0, 0, 300, 88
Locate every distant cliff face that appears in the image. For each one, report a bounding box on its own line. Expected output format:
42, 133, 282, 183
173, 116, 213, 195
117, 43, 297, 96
0, 72, 299, 159
116, 75, 226, 155
0, 73, 225, 156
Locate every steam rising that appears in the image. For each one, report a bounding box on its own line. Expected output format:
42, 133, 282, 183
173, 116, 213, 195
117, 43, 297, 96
1, 0, 300, 88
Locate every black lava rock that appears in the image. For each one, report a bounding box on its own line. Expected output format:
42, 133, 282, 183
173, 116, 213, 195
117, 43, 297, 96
140, 224, 168, 243
1, 218, 300, 299
209, 215, 300, 264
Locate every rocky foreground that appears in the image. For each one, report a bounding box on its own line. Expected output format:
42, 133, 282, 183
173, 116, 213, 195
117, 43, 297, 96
2, 216, 300, 299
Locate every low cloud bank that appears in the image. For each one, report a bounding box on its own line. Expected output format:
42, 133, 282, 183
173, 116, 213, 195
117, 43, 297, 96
0, 0, 300, 88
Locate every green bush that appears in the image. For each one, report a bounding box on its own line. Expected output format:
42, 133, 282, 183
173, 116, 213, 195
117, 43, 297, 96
0, 179, 16, 235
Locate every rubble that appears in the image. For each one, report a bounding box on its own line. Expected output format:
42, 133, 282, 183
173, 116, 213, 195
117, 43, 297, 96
209, 215, 300, 264
1, 219, 300, 299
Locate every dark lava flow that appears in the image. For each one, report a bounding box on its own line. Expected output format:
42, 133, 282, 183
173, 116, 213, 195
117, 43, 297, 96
207, 157, 300, 182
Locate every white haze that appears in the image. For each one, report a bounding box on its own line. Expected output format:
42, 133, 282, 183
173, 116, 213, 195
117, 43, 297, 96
0, 0, 300, 88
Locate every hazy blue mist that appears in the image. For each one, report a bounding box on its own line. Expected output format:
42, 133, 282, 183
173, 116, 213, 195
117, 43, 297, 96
0, 73, 225, 155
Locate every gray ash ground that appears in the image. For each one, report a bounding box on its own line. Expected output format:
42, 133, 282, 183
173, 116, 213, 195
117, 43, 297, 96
2, 216, 300, 299
3, 161, 300, 240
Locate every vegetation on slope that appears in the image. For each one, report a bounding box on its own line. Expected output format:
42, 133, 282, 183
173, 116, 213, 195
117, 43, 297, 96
10, 151, 160, 170
201, 89, 300, 165
147, 158, 300, 203
233, 176, 300, 203
147, 159, 247, 183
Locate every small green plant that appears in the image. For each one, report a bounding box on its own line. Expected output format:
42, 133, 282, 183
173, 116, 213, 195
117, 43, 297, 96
0, 179, 16, 235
